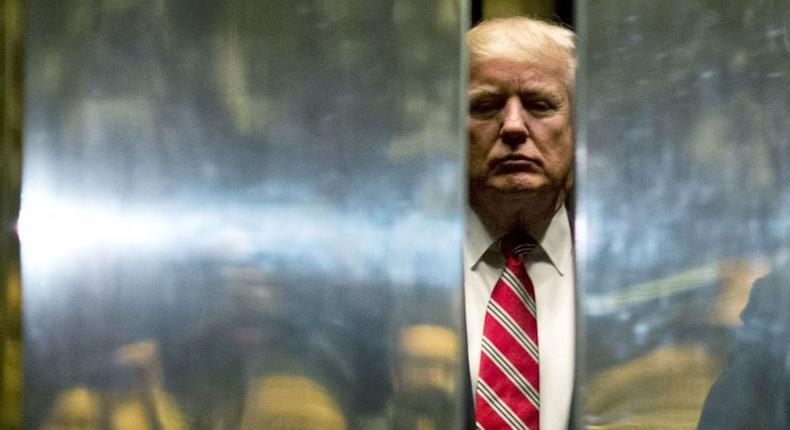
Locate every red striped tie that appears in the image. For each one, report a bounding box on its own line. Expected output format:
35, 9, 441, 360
475, 234, 539, 430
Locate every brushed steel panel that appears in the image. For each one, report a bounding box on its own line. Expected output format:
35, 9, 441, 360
20, 1, 467, 428
576, 1, 790, 428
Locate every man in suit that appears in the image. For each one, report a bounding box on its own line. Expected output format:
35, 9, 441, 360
464, 17, 576, 429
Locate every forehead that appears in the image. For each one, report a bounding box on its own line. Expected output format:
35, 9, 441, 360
469, 58, 568, 96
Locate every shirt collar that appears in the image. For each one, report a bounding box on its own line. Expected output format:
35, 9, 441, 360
465, 203, 572, 276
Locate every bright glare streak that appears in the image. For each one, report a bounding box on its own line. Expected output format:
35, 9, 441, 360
17, 190, 461, 286
18, 191, 171, 270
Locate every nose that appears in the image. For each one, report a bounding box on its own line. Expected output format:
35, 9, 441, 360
500, 97, 528, 147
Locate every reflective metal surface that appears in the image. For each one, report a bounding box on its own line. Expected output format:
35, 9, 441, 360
576, 1, 790, 428
1, 0, 23, 428
20, 1, 466, 428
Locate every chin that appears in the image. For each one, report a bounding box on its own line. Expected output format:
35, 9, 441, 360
470, 177, 555, 201
489, 179, 546, 195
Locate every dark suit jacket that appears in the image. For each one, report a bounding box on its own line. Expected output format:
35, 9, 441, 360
699, 270, 790, 430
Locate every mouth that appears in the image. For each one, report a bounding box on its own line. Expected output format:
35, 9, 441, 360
491, 155, 541, 173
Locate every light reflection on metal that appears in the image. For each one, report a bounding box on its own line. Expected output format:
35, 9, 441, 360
576, 1, 790, 429
17, 193, 461, 285
21, 1, 466, 428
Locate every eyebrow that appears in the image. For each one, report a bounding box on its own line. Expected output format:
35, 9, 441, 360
467, 83, 564, 100
467, 85, 499, 99
523, 83, 565, 98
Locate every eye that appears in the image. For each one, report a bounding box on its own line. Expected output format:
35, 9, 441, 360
524, 98, 558, 116
529, 100, 552, 110
469, 97, 503, 118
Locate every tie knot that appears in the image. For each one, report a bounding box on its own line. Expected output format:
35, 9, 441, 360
499, 232, 537, 260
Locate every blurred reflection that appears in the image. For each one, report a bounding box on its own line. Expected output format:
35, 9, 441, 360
577, 0, 790, 428
42, 341, 185, 430
22, 0, 464, 428
582, 259, 768, 429
239, 374, 346, 430
172, 265, 395, 428
43, 388, 102, 430
394, 325, 460, 430
700, 263, 790, 429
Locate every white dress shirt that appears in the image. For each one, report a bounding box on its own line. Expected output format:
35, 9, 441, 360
464, 203, 575, 430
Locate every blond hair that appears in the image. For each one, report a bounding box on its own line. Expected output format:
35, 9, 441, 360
467, 17, 576, 91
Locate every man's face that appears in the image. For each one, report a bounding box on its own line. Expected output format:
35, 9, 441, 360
467, 57, 573, 203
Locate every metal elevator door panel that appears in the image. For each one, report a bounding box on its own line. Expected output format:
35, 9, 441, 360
20, 1, 467, 429
576, 1, 790, 429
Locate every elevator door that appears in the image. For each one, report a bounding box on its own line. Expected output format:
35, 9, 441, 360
20, 1, 467, 429
576, 1, 790, 428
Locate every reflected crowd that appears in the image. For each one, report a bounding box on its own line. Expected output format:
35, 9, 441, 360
40, 321, 461, 430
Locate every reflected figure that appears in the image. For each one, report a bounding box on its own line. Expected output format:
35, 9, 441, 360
40, 340, 186, 430
173, 265, 393, 428
582, 259, 768, 429
42, 385, 186, 430
110, 340, 186, 430
42, 387, 102, 430
394, 324, 460, 430
700, 267, 790, 429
